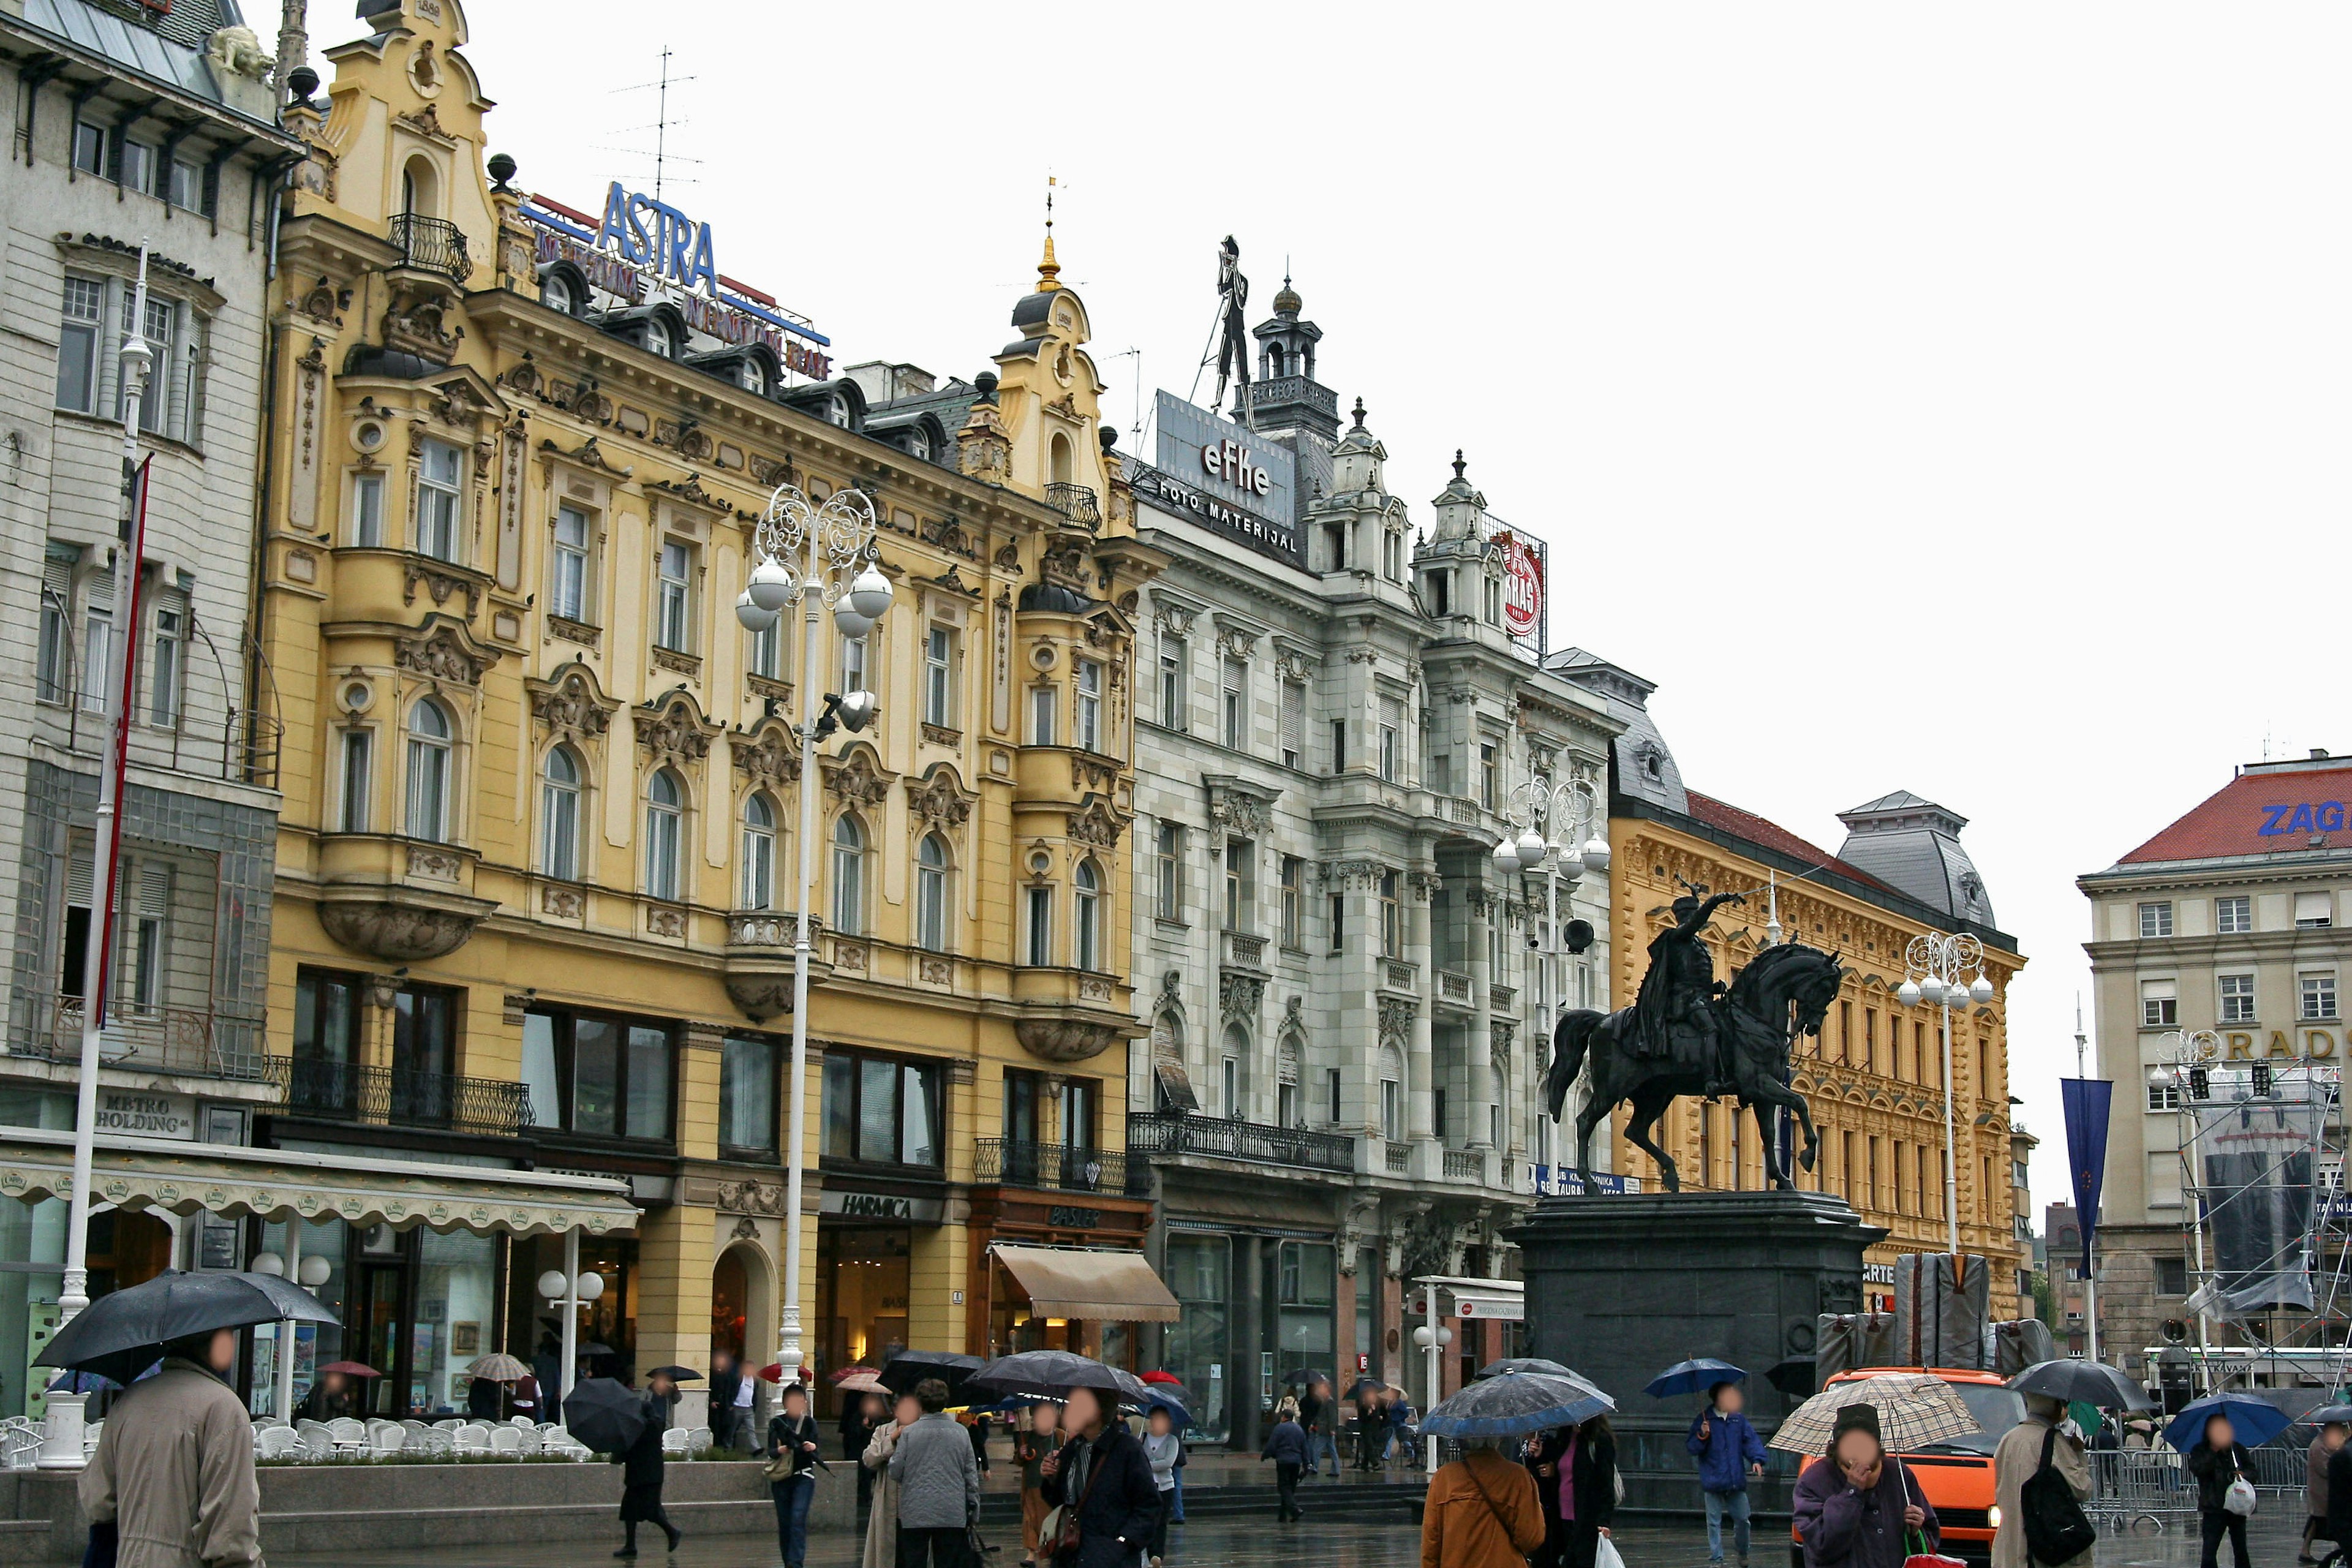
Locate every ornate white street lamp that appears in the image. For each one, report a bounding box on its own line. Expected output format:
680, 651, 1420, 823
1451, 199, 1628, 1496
733, 481, 892, 1390
1897, 932, 1994, 1254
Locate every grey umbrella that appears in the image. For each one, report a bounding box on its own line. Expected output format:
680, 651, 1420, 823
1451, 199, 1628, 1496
1476, 1357, 1578, 1380
969, 1350, 1150, 1407
1420, 1371, 1616, 1439
562, 1376, 649, 1454
2007, 1360, 2154, 1412
37, 1270, 338, 1389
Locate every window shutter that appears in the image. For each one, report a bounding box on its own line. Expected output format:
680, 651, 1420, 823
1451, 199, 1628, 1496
1280, 682, 1304, 758
1221, 655, 1244, 694
67, 843, 92, 908
42, 549, 73, 603
139, 861, 170, 916
2297, 892, 2332, 924
1380, 694, 1402, 731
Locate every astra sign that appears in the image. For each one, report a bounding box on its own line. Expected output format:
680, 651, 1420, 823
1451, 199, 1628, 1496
596, 181, 717, 295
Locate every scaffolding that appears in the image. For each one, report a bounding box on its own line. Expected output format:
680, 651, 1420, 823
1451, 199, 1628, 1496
2149, 1033, 2349, 1398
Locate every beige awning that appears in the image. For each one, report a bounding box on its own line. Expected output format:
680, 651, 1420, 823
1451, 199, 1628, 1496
0, 1126, 639, 1238
994, 1243, 1181, 1322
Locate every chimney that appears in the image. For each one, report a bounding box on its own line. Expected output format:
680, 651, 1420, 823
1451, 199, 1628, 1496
2314, 748, 2332, 761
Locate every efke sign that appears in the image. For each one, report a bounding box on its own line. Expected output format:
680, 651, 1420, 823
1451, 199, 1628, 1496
1148, 391, 1300, 567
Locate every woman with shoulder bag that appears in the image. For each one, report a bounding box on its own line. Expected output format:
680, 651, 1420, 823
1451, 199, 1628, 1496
2188, 1415, 2258, 1568
865, 1393, 919, 1568
1425, 1434, 1547, 1568
1039, 1385, 1160, 1568
767, 1382, 823, 1568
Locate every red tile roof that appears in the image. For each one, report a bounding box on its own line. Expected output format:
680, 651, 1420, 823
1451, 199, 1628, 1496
2117, 766, 2352, 864
1681, 790, 1900, 895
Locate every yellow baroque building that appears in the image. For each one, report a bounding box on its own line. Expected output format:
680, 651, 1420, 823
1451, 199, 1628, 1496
1553, 652, 2032, 1316
252, 0, 1164, 1419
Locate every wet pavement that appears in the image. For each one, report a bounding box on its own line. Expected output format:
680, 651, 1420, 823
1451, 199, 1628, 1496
269, 1489, 2312, 1568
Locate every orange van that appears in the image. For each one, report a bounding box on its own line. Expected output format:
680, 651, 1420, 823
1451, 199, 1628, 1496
1787, 1368, 2022, 1568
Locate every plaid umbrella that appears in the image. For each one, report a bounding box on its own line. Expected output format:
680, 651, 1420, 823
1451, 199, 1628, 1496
464, 1355, 527, 1382
1769, 1373, 1978, 1456
836, 1370, 885, 1393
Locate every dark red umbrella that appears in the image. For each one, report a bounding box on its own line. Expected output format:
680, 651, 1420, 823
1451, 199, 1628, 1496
1139, 1370, 1184, 1387
756, 1362, 815, 1384
315, 1360, 382, 1378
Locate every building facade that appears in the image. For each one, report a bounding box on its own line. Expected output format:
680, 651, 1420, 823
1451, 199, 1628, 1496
2080, 750, 2352, 1387
1558, 652, 2032, 1311
248, 0, 1164, 1420
1123, 284, 1624, 1441
0, 0, 304, 1419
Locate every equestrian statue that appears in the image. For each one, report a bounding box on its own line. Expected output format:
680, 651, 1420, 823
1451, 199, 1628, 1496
1543, 884, 1844, 1193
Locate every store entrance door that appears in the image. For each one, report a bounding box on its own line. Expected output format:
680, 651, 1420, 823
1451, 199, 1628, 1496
352, 1261, 408, 1415
815, 1225, 908, 1418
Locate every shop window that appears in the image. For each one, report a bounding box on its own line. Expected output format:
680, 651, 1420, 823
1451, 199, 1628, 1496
821, 1047, 942, 1169
290, 968, 364, 1115
1162, 1235, 1231, 1442
1277, 1240, 1336, 1360
521, 1007, 674, 1142
718, 1035, 778, 1155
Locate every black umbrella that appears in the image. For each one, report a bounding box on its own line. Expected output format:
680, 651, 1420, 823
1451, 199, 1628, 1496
1422, 1371, 1616, 1439
37, 1270, 339, 1389
564, 1376, 649, 1454
579, 1342, 616, 1357
646, 1365, 701, 1382
881, 1350, 987, 1397
2309, 1405, 2352, 1427
1477, 1357, 1575, 1380
1281, 1367, 1333, 1385
1765, 1357, 1818, 1400
2008, 1359, 2154, 1412
1346, 1376, 1386, 1398
970, 1350, 1150, 1407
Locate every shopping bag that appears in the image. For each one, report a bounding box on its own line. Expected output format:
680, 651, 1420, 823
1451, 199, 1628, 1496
1594, 1533, 1627, 1568
2223, 1476, 2258, 1517
1904, 1527, 1967, 1568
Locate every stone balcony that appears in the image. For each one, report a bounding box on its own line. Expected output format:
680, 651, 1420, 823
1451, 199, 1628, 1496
314, 833, 496, 963
722, 911, 833, 1022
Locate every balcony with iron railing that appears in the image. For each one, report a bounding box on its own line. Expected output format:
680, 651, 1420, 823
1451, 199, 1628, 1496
281, 1057, 532, 1139
1045, 483, 1101, 529
1127, 1111, 1355, 1174
973, 1138, 1145, 1196
388, 213, 472, 281
20, 994, 276, 1086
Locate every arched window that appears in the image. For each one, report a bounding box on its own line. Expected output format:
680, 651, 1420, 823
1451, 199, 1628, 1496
916, 833, 949, 953
1073, 858, 1102, 973
1378, 1044, 1406, 1141
404, 699, 450, 841
831, 815, 866, 935
541, 746, 581, 881
399, 156, 438, 217
741, 793, 777, 910
1221, 1023, 1250, 1118
541, 271, 573, 314
1050, 431, 1074, 486
644, 769, 683, 902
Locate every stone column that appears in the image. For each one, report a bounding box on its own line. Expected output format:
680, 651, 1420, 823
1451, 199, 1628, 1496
1408, 874, 1435, 1142
1467, 890, 1493, 1150
632, 1202, 714, 1428
678, 1022, 728, 1163
1229, 1234, 1264, 1452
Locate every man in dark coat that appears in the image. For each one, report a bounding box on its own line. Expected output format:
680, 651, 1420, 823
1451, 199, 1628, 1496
1042, 1385, 1162, 1568
1525, 1428, 1573, 1568
614, 1371, 685, 1558
2319, 1428, 2352, 1568
709, 1351, 743, 1452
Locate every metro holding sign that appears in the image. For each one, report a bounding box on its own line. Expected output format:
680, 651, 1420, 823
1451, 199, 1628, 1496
1494, 529, 1544, 641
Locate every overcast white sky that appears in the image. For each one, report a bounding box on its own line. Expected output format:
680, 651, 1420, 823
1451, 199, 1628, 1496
440, 2, 2352, 1215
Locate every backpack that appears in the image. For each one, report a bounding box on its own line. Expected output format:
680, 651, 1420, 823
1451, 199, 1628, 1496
2019, 1425, 2098, 1566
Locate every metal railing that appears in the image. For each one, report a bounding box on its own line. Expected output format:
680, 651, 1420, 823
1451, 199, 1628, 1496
1044, 483, 1101, 529
24, 995, 276, 1084
973, 1138, 1144, 1196
1247, 377, 1338, 421
1127, 1111, 1354, 1173
388, 213, 472, 281
282, 1058, 532, 1137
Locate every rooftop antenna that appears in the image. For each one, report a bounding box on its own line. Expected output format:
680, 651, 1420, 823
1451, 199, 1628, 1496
608, 50, 702, 200
1104, 347, 1145, 446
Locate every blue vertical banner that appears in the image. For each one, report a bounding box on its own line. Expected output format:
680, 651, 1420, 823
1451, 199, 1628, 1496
2060, 1077, 2113, 1272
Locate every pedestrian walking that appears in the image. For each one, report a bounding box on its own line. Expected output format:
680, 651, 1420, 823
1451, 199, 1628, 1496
1387, 1390, 1418, 1471
467, 1373, 503, 1419
768, 1382, 823, 1568
80, 1326, 263, 1568
1538, 1414, 1619, 1568
967, 1408, 993, 1474
864, 1393, 917, 1568
1423, 1436, 1547, 1568
1688, 1380, 1769, 1567
2187, 1414, 2258, 1568
1298, 1379, 1338, 1478
1170, 1438, 1186, 1522
614, 1368, 685, 1558
533, 1331, 562, 1403
2307, 1423, 2348, 1565
1143, 1405, 1181, 1567
1793, 1404, 1939, 1568
1039, 1384, 1161, 1568
891, 1377, 981, 1568
2316, 1427, 2352, 1568
1992, 1393, 2089, 1568
1261, 1398, 1308, 1522
1016, 1402, 1066, 1567
709, 1350, 742, 1453
1355, 1384, 1385, 1470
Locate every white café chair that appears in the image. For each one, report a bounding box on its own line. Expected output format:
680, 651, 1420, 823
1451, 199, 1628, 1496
451, 1423, 491, 1455
513, 1425, 543, 1455
686, 1426, 711, 1453
81, 1420, 103, 1459
659, 1426, 690, 1457
489, 1425, 524, 1456
366, 1420, 407, 1457
325, 1417, 369, 1458
510, 1414, 537, 1428
432, 1417, 467, 1431
257, 1425, 307, 1461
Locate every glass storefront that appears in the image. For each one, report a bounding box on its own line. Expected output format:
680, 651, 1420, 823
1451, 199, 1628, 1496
816, 1224, 908, 1417
1276, 1240, 1335, 1362
247, 1220, 498, 1417
1162, 1235, 1229, 1441
248, 1218, 347, 1418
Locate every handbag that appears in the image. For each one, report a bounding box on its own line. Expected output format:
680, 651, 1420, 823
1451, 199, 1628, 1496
1046, 1439, 1106, 1563
2020, 1425, 2098, 1564
1897, 1463, 1967, 1568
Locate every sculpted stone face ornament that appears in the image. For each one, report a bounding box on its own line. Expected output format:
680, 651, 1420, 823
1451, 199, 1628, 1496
1544, 890, 1846, 1194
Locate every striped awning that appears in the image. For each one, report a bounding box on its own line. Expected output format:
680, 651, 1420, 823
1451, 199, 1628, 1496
0, 1126, 638, 1237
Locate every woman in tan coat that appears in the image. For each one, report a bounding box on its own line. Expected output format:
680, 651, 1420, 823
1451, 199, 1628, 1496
1423, 1437, 1548, 1568
864, 1391, 919, 1568
1992, 1394, 2092, 1568
80, 1328, 263, 1568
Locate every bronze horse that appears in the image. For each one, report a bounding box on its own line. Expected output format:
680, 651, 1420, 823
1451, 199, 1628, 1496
1543, 942, 1843, 1192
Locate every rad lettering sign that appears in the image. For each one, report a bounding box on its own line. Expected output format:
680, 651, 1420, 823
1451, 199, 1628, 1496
596, 181, 717, 295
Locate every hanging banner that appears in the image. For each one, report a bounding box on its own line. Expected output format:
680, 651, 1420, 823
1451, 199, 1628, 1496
2059, 1077, 2111, 1272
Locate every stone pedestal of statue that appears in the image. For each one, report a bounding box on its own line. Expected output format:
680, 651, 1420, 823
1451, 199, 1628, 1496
1509, 1189, 1885, 1518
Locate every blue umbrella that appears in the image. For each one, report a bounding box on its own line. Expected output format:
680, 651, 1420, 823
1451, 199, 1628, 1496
45, 1370, 119, 1395
1420, 1370, 1615, 1440
2163, 1393, 2292, 1453
1144, 1387, 1193, 1428
1646, 1358, 1747, 1400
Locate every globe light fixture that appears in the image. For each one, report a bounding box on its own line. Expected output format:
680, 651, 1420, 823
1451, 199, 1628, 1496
537, 1270, 568, 1302
847, 565, 894, 620
1491, 840, 1521, 875
1897, 979, 1922, 1008
746, 556, 793, 615
298, 1255, 331, 1289
734, 588, 770, 631
1580, 834, 1611, 874
250, 1251, 284, 1278
1515, 829, 1549, 867
1969, 973, 1995, 1006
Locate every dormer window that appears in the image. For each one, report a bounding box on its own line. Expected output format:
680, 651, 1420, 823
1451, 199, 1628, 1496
541, 273, 573, 314
739, 358, 768, 396
908, 428, 931, 461
825, 394, 851, 429
644, 317, 674, 359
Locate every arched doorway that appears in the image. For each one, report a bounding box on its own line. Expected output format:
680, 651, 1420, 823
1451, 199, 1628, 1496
88, 1208, 171, 1297
712, 1248, 749, 1360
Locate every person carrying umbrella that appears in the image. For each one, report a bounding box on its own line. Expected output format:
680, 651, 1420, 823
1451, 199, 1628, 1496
81, 1324, 263, 1568
2186, 1413, 2258, 1568
612, 1367, 692, 1558
2306, 1417, 2350, 1566
1040, 1384, 1160, 1568
1423, 1428, 1547, 1568
767, 1379, 823, 1568
864, 1391, 919, 1568
1793, 1404, 1939, 1568
298, 1365, 359, 1423
1992, 1393, 2090, 1568
1687, 1379, 1768, 1568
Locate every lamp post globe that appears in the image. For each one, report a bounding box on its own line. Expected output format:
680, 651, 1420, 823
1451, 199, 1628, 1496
1919, 977, 1945, 1006
746, 556, 794, 614
537, 1270, 568, 1302
1515, 829, 1549, 866
1897, 979, 1921, 1008
735, 589, 777, 631
831, 603, 874, 640
1492, 841, 1521, 875
1580, 835, 1610, 874
1969, 973, 1995, 1006
848, 565, 894, 620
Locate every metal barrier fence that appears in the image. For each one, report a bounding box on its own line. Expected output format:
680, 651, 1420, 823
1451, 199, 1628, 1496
2085, 1447, 2307, 1532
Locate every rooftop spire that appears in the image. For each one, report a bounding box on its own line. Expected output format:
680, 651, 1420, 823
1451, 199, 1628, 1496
1037, 174, 1061, 293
